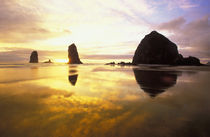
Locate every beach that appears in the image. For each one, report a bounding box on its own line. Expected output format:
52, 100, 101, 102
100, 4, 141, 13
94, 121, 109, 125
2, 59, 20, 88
0, 63, 210, 137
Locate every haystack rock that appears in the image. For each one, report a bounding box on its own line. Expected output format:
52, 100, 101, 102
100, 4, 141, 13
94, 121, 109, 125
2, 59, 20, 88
132, 31, 179, 65
132, 31, 202, 66
68, 43, 82, 64
29, 51, 38, 63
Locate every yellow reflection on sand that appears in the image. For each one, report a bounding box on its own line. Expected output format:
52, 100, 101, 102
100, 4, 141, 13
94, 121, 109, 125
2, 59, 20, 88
0, 65, 210, 137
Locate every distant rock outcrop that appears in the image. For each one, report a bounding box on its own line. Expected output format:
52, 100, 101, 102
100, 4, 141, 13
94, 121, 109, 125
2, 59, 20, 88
132, 31, 202, 66
207, 62, 210, 65
105, 62, 116, 65
68, 43, 82, 64
29, 51, 38, 63
176, 56, 201, 66
44, 59, 52, 63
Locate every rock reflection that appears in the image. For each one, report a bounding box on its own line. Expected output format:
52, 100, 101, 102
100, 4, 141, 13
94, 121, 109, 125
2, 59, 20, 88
68, 74, 78, 86
133, 69, 179, 97
68, 65, 78, 86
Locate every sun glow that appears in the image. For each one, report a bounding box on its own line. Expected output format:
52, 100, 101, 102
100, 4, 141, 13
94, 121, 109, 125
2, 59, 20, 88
54, 59, 68, 63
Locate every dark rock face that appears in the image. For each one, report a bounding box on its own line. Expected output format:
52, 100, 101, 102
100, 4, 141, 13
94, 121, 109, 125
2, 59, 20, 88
68, 43, 82, 64
133, 69, 178, 97
132, 31, 179, 65
176, 56, 201, 66
29, 51, 38, 63
132, 31, 202, 66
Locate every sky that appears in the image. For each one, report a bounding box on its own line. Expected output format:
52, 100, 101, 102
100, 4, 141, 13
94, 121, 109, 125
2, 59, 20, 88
0, 0, 209, 63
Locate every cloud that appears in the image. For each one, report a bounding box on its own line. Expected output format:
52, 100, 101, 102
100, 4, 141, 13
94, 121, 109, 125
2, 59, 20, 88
157, 15, 210, 61
0, 0, 208, 62
0, 0, 70, 43
100, 0, 155, 24
0, 46, 134, 63
0, 47, 67, 63
157, 17, 186, 31
162, 0, 198, 10
0, 48, 31, 62
0, 53, 26, 63
82, 54, 133, 60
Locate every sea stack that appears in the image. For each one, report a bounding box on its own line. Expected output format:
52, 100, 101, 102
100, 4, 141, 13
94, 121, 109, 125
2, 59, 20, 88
29, 51, 38, 63
132, 31, 201, 66
132, 31, 180, 65
68, 43, 82, 64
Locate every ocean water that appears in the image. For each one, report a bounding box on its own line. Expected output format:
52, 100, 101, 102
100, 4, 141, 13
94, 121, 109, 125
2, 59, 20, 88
0, 63, 210, 137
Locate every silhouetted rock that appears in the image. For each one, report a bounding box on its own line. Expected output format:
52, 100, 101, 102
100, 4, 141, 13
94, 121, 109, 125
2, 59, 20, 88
68, 43, 82, 64
105, 61, 132, 65
29, 51, 38, 63
117, 62, 132, 65
176, 56, 201, 66
68, 75, 78, 86
133, 69, 178, 97
44, 59, 52, 63
132, 31, 179, 65
132, 31, 202, 66
105, 62, 115, 65
206, 62, 210, 65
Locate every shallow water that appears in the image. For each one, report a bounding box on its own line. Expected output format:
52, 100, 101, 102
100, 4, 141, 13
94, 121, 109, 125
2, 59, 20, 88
0, 63, 210, 137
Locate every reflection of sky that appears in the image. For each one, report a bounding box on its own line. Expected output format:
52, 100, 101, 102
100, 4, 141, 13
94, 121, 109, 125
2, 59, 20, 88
0, 64, 210, 137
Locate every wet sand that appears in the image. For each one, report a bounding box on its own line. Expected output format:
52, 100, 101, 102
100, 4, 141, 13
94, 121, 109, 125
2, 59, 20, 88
0, 63, 210, 137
